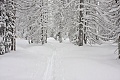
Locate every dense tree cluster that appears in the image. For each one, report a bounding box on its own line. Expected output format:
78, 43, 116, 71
50, 0, 120, 45
1, 0, 120, 58
0, 0, 16, 55
48, 0, 120, 57
16, 0, 48, 44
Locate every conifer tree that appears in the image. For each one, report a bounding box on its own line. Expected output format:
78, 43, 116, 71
0, 0, 16, 54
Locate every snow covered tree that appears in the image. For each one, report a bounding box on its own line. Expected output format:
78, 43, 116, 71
77, 0, 84, 46
0, 0, 6, 54
15, 0, 48, 44
75, 0, 120, 45
106, 0, 120, 58
5, 0, 16, 51
0, 0, 16, 54
48, 0, 64, 43
49, 0, 120, 46
15, 0, 120, 53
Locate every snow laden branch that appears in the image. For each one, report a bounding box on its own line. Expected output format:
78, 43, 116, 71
54, 0, 120, 44
15, 0, 48, 44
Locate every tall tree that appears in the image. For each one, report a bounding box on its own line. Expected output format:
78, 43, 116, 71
0, 0, 16, 54
77, 0, 84, 46
15, 0, 48, 44
5, 0, 16, 51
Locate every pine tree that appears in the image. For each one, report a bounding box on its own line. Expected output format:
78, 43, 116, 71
0, 0, 6, 54
16, 0, 48, 44
77, 0, 84, 46
5, 0, 16, 51
0, 0, 16, 54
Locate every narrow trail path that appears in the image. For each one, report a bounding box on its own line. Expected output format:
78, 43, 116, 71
43, 39, 66, 80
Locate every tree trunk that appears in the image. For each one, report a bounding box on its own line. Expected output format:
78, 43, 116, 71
45, 33, 47, 43
45, 29, 47, 43
78, 29, 83, 46
118, 36, 120, 59
59, 32, 62, 43
78, 0, 84, 46
13, 37, 16, 51
84, 27, 87, 44
11, 37, 16, 51
11, 27, 16, 51
84, 34, 87, 44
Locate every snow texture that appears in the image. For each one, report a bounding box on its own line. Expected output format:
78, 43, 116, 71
0, 38, 120, 80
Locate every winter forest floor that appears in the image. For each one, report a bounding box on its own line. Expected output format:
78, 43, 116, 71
0, 38, 120, 80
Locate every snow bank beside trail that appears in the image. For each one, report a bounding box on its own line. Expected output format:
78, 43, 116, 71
58, 41, 120, 80
0, 38, 54, 80
47, 38, 120, 80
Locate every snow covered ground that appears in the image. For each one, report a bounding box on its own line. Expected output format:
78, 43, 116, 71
0, 38, 120, 80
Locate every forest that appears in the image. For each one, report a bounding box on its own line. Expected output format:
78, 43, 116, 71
0, 0, 120, 80
0, 0, 120, 57
1, 0, 120, 50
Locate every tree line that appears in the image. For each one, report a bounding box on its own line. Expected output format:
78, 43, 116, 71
0, 0, 120, 58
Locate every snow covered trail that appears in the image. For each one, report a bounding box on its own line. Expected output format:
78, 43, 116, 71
0, 38, 120, 80
43, 44, 57, 80
0, 38, 66, 80
43, 39, 66, 80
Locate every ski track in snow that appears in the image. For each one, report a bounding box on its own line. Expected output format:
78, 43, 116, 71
43, 45, 56, 80
43, 43, 65, 80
